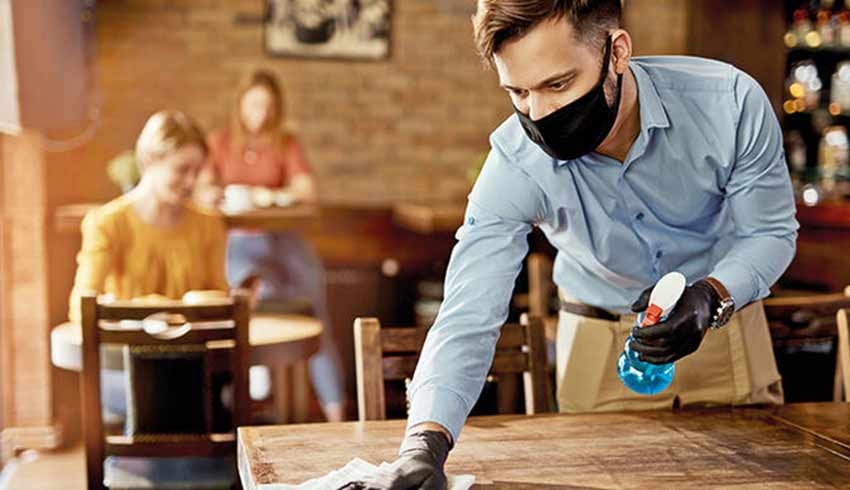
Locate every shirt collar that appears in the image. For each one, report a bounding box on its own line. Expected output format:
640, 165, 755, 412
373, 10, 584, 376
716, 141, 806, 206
630, 61, 670, 132
553, 60, 670, 168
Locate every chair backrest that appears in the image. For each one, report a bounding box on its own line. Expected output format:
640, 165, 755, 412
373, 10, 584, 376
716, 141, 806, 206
528, 253, 556, 320
80, 293, 251, 490
527, 253, 560, 347
837, 307, 850, 402
353, 314, 551, 421
763, 292, 850, 332
763, 290, 850, 403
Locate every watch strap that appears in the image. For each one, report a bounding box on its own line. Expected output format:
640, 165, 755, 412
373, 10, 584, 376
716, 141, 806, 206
704, 277, 735, 329
704, 277, 732, 303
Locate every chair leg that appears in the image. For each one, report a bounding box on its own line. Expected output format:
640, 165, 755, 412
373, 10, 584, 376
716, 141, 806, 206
85, 448, 104, 490
836, 361, 845, 402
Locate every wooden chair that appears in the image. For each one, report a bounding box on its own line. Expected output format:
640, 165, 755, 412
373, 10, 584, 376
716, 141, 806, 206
81, 293, 251, 489
527, 252, 558, 345
836, 291, 850, 402
763, 289, 850, 403
353, 314, 551, 421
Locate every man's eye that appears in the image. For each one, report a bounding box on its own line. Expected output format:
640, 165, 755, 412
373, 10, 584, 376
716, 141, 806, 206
550, 81, 568, 91
509, 89, 527, 98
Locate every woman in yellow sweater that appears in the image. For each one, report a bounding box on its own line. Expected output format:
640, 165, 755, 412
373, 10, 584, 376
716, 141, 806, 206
69, 110, 228, 323
69, 111, 227, 420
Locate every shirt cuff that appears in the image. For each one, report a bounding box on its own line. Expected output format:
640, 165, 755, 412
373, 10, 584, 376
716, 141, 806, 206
406, 386, 469, 445
709, 263, 757, 311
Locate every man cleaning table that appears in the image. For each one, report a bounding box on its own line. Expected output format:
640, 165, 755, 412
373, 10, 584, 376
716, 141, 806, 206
344, 1, 798, 488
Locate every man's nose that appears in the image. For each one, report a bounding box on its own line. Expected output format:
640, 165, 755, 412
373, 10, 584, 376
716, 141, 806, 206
527, 92, 559, 121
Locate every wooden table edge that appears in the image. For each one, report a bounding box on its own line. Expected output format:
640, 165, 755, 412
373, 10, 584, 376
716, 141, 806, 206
237, 427, 260, 490
769, 412, 850, 460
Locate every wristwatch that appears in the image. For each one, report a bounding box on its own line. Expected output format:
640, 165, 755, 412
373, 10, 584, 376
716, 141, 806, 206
704, 277, 735, 329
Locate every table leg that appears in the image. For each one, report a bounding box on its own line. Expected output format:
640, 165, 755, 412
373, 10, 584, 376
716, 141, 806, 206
274, 363, 291, 423
292, 361, 310, 422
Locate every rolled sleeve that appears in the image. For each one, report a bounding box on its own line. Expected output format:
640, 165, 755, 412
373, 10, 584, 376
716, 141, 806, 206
405, 201, 531, 442
405, 142, 543, 442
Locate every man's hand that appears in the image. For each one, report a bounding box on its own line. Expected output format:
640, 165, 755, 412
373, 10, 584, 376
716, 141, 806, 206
629, 279, 718, 364
338, 430, 451, 490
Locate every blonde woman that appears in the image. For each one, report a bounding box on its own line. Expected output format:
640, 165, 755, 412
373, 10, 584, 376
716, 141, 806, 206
204, 69, 345, 422
69, 111, 227, 419
70, 110, 227, 320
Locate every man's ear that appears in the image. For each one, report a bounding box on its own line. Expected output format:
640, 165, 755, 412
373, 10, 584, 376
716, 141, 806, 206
611, 29, 632, 74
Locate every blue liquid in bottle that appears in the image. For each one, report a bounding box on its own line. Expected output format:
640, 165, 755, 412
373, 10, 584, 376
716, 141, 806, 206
617, 312, 675, 395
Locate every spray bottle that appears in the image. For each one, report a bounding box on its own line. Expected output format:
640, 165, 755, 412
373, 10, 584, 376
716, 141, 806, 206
617, 271, 686, 395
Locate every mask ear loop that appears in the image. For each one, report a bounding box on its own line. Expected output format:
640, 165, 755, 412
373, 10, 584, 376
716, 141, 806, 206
600, 34, 614, 81
602, 33, 624, 114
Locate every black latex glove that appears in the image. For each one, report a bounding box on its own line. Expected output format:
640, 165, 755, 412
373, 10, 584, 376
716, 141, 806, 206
338, 430, 451, 490
628, 279, 718, 365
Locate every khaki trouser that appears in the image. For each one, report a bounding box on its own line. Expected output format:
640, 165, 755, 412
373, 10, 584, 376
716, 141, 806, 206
556, 293, 783, 413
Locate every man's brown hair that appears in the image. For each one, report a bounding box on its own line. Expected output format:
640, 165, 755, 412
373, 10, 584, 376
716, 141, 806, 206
473, 0, 622, 65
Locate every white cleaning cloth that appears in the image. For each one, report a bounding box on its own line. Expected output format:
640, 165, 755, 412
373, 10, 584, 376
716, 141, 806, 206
261, 457, 474, 490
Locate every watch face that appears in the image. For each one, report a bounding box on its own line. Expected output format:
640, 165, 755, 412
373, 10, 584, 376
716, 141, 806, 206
717, 299, 735, 327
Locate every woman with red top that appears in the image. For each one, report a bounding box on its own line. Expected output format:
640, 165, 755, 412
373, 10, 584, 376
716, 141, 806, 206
205, 69, 345, 422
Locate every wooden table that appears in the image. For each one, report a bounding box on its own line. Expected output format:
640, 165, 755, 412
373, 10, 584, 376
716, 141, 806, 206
54, 203, 321, 233
54, 202, 457, 269
50, 313, 322, 422
392, 203, 465, 234
238, 403, 850, 489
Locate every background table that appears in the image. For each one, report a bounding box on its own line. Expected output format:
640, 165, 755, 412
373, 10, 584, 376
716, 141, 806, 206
51, 314, 321, 422
238, 403, 850, 489
392, 203, 465, 234
53, 203, 321, 233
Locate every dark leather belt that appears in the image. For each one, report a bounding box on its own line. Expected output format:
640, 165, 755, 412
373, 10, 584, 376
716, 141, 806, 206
560, 300, 621, 322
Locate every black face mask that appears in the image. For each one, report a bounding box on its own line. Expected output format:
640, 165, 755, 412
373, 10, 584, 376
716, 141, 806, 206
515, 36, 623, 161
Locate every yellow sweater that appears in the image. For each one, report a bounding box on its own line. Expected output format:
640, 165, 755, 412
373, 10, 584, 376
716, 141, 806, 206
68, 195, 229, 323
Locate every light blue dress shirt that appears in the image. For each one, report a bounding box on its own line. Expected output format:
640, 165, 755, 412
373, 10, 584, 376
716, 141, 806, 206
406, 56, 799, 443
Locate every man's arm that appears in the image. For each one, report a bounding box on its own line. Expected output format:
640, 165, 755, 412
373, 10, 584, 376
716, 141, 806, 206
341, 133, 546, 490
341, 199, 534, 490
709, 70, 799, 307
405, 134, 547, 443
405, 199, 533, 443
631, 70, 798, 365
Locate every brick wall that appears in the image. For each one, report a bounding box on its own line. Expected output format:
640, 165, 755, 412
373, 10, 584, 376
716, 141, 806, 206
46, 0, 721, 208
625, 0, 689, 56
47, 0, 511, 207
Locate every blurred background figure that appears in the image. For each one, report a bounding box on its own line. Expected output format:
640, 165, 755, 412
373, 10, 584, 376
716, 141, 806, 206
68, 110, 227, 420
201, 69, 346, 422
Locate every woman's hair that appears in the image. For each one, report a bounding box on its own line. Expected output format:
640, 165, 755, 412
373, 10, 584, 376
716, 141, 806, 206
230, 69, 287, 146
135, 110, 207, 165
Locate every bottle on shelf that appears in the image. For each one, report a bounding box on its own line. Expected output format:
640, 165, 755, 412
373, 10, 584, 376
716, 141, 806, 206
816, 1, 837, 47
785, 129, 808, 175
784, 60, 823, 114
819, 125, 850, 179
838, 9, 850, 46
786, 7, 815, 48
830, 61, 850, 115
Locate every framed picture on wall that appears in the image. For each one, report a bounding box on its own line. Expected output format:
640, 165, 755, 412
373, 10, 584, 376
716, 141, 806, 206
265, 0, 391, 60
